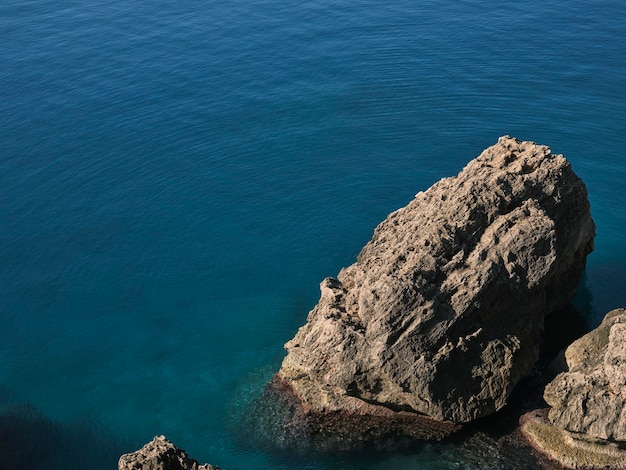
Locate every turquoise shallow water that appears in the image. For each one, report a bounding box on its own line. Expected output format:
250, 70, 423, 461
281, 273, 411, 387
1, 0, 626, 468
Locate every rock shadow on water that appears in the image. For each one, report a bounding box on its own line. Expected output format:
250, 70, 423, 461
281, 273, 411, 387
0, 403, 61, 469
582, 261, 626, 326
0, 398, 132, 470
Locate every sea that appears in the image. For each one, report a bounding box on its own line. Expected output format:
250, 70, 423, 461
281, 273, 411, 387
1, 0, 625, 468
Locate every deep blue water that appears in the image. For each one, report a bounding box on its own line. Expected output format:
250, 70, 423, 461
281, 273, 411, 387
1, 0, 626, 468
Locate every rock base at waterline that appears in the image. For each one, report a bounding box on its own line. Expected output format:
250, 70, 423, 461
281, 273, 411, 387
521, 409, 626, 470
236, 373, 462, 452
521, 308, 626, 469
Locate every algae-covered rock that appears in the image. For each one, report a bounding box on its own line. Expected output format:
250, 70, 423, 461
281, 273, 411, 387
521, 409, 626, 470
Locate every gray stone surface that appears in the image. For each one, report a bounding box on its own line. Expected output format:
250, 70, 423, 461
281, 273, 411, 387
279, 136, 595, 425
118, 435, 218, 470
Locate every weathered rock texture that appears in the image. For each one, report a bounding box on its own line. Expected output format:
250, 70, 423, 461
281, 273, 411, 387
522, 309, 626, 469
521, 308, 626, 469
521, 409, 626, 470
118, 435, 218, 470
545, 308, 626, 441
277, 136, 595, 435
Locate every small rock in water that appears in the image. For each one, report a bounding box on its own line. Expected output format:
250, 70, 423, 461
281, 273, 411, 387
118, 435, 219, 470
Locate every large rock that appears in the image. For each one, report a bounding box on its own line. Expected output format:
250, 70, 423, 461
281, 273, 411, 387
118, 435, 218, 470
521, 308, 626, 469
277, 136, 595, 436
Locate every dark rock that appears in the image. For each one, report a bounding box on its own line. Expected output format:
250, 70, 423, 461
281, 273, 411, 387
277, 136, 595, 440
118, 435, 218, 470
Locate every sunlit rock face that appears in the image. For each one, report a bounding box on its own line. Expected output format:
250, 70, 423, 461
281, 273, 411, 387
521, 308, 626, 470
278, 136, 595, 433
545, 308, 626, 442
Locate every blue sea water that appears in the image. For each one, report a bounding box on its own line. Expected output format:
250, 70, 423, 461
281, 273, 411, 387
1, 0, 626, 468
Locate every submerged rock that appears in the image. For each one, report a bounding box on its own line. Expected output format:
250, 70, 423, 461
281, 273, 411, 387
118, 435, 218, 470
522, 308, 626, 469
275, 136, 595, 442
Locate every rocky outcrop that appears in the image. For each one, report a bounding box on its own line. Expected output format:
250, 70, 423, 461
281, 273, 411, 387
545, 308, 626, 440
118, 435, 218, 470
275, 136, 595, 441
522, 308, 626, 469
521, 409, 626, 470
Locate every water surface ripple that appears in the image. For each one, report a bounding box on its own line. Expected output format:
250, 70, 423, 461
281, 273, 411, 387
1, 0, 625, 468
